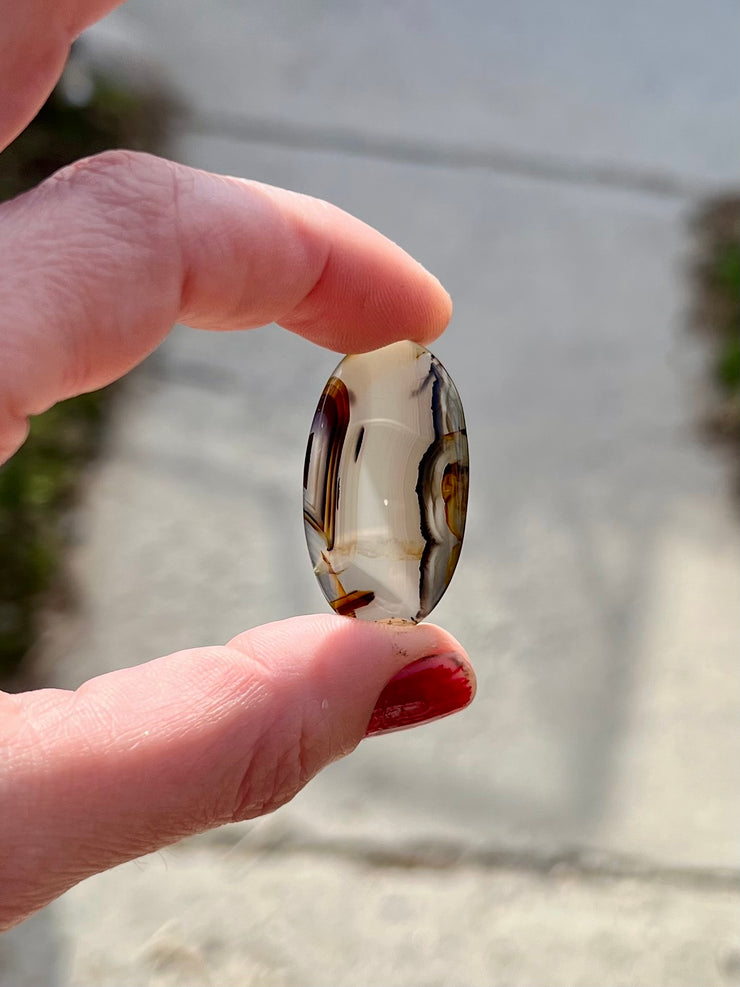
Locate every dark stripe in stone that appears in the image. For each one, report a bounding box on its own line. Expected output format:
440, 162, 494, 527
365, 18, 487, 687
330, 589, 376, 617
354, 425, 365, 462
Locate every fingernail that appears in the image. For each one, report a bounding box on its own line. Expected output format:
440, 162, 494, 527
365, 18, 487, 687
365, 652, 474, 737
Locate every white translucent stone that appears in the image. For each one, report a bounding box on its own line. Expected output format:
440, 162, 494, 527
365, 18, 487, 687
303, 340, 468, 623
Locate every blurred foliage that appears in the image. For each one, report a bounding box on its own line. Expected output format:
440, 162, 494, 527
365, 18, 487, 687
711, 242, 739, 394
0, 49, 173, 679
692, 197, 739, 443
0, 59, 174, 200
0, 393, 110, 674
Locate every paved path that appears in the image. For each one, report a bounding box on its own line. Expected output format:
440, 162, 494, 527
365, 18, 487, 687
3, 2, 738, 985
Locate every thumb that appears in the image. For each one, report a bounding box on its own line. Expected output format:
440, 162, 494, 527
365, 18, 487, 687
0, 614, 474, 928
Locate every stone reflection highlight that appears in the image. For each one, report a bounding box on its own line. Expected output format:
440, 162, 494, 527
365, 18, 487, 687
303, 340, 468, 623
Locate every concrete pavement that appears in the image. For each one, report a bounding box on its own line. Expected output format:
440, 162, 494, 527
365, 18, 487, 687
2, 1, 738, 984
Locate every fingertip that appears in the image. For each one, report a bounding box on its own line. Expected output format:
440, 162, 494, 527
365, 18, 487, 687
418, 273, 453, 342
262, 185, 454, 354
411, 620, 475, 688
226, 614, 475, 715
437, 282, 454, 335
364, 648, 475, 737
395, 266, 452, 352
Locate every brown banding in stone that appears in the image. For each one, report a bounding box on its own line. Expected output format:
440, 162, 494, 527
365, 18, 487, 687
329, 589, 376, 617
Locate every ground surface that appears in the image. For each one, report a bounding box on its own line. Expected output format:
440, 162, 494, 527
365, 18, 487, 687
2, 2, 739, 985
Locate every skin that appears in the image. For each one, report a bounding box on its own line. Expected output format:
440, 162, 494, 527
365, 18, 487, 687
0, 0, 475, 930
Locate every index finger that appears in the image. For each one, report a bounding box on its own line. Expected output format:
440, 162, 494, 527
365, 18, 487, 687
0, 151, 452, 462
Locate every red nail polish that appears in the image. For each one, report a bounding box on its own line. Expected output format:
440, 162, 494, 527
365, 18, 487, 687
365, 652, 474, 737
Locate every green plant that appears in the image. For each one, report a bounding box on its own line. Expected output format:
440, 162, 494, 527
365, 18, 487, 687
692, 196, 740, 451
0, 393, 111, 671
711, 240, 739, 395
0, 50, 173, 679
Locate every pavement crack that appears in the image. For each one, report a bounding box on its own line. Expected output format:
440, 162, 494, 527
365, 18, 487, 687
184, 110, 705, 200
204, 830, 739, 892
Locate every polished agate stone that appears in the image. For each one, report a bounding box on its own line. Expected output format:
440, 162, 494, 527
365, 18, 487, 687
303, 340, 468, 623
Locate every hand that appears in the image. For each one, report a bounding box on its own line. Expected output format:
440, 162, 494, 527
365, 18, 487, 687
0, 0, 475, 931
